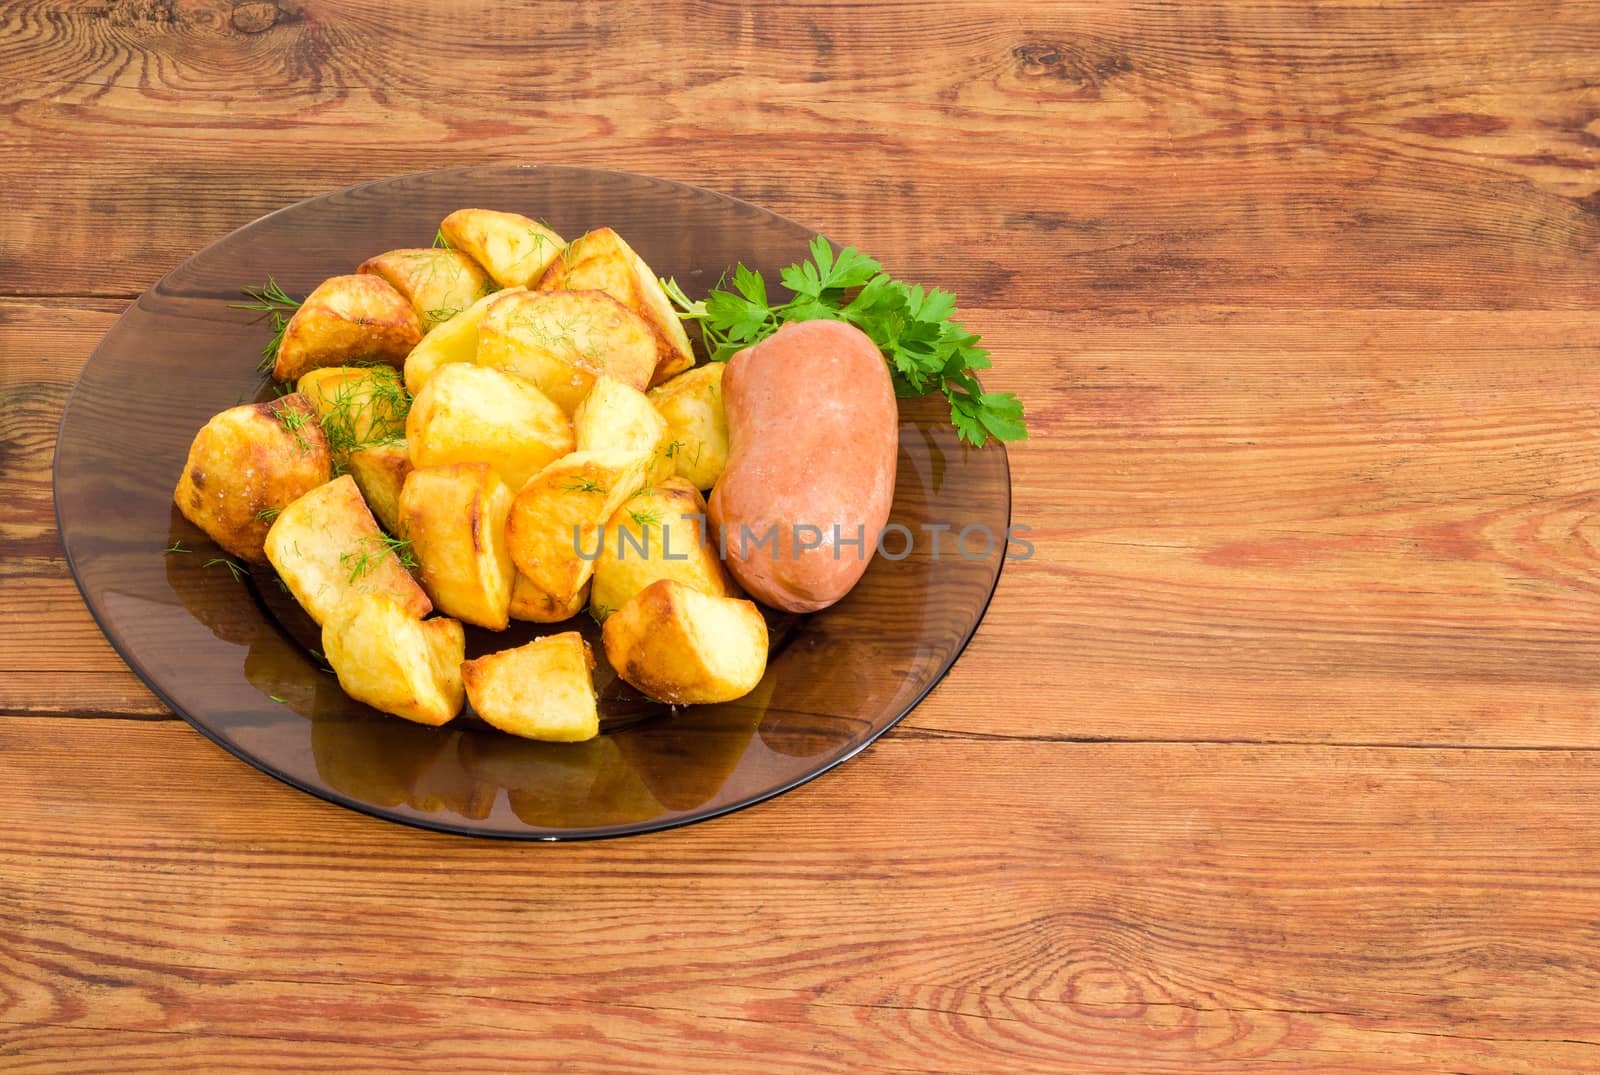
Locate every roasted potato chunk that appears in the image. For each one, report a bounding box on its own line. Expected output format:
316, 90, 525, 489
462, 631, 599, 742
264, 474, 431, 626
601, 580, 768, 705
296, 365, 409, 464
647, 363, 729, 490
406, 363, 573, 490
273, 275, 422, 382
359, 248, 495, 333
398, 463, 514, 631
440, 209, 565, 289
537, 227, 694, 385
510, 574, 589, 623
173, 394, 332, 564
573, 375, 675, 483
475, 289, 657, 414
591, 478, 734, 620
505, 449, 653, 607
402, 286, 523, 395
344, 439, 412, 536
323, 594, 465, 726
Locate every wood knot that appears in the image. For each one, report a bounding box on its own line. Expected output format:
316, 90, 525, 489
1014, 43, 1064, 75
1013, 41, 1133, 88
231, 0, 281, 33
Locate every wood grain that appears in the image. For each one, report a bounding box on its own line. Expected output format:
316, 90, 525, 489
3, 1, 1598, 308
5, 718, 1600, 1072
6, 0, 1600, 1069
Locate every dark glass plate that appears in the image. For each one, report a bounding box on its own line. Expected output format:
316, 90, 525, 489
53, 165, 1011, 839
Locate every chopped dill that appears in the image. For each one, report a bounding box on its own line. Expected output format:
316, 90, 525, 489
204, 556, 249, 582
563, 476, 605, 495
256, 507, 281, 522
303, 368, 410, 471
338, 533, 417, 584
233, 277, 301, 373
164, 540, 190, 555
628, 508, 661, 529
433, 227, 452, 250
274, 403, 314, 454
423, 304, 463, 329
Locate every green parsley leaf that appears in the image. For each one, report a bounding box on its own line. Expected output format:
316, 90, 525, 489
664, 240, 1026, 446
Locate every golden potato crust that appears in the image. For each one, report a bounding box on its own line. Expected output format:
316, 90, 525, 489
273, 274, 423, 382
647, 363, 729, 491
504, 449, 654, 607
358, 248, 495, 333
590, 478, 735, 620
173, 393, 332, 564
509, 574, 589, 624
440, 209, 565, 290
573, 375, 675, 484
462, 631, 599, 742
405, 363, 574, 491
344, 439, 413, 536
600, 579, 768, 705
402, 286, 523, 395
536, 227, 694, 385
323, 595, 465, 727
475, 288, 658, 414
264, 473, 432, 626
398, 462, 515, 631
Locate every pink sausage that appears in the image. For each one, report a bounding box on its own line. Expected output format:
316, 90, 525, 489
709, 319, 898, 612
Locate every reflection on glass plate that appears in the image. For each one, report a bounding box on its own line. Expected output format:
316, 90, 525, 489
54, 165, 1011, 839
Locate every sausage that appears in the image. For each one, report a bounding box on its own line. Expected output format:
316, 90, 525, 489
708, 319, 898, 612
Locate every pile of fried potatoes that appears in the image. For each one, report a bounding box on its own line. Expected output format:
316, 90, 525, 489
173, 209, 766, 742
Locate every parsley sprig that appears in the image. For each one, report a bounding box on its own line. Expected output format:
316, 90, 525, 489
663, 238, 1026, 447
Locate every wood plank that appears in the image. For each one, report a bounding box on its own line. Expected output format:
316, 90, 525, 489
16, 299, 1600, 746
0, 671, 166, 718
2, 716, 1599, 1072
1, 2, 1597, 307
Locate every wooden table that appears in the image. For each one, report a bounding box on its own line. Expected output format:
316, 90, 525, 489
6, 2, 1600, 1070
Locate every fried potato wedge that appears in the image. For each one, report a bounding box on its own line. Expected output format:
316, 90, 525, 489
264, 474, 431, 626
398, 463, 514, 631
591, 478, 734, 620
573, 375, 675, 483
462, 631, 599, 742
647, 362, 729, 490
323, 594, 465, 726
173, 394, 332, 564
296, 365, 409, 465
406, 363, 573, 490
509, 574, 589, 624
359, 248, 494, 333
505, 449, 653, 607
344, 439, 412, 536
273, 275, 422, 382
475, 289, 657, 414
440, 209, 565, 290
401, 286, 523, 395
601, 580, 768, 705
537, 227, 693, 384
